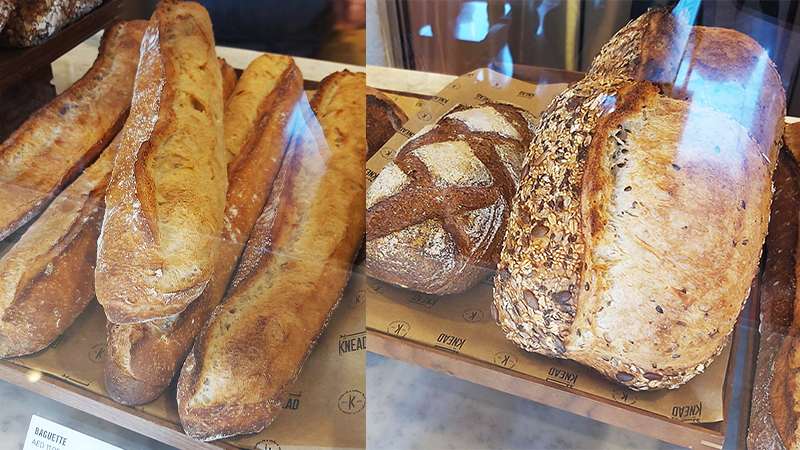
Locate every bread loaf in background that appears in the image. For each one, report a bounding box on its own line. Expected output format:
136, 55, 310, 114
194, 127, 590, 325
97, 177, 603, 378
219, 57, 237, 101
747, 122, 800, 449
105, 54, 303, 406
0, 0, 16, 35
0, 133, 121, 358
494, 6, 785, 390
367, 86, 408, 160
0, 20, 146, 242
1, 0, 102, 47
177, 70, 365, 441
367, 102, 535, 295
96, 0, 227, 325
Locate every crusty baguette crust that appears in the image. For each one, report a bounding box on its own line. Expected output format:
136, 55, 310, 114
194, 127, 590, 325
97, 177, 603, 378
105, 55, 303, 406
0, 0, 103, 47
219, 58, 237, 102
0, 20, 146, 242
0, 134, 121, 357
96, 0, 227, 324
177, 70, 365, 441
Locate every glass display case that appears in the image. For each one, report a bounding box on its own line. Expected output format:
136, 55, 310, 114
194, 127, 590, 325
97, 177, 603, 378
365, 1, 800, 449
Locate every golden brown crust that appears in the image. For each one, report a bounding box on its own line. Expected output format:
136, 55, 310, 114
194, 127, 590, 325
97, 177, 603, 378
0, 20, 146, 242
0, 135, 121, 358
495, 8, 785, 390
218, 58, 237, 102
96, 1, 227, 325
1, 0, 103, 47
177, 70, 365, 441
105, 55, 303, 406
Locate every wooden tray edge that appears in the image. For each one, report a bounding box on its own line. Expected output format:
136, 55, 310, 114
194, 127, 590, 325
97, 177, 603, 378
368, 328, 729, 449
0, 361, 238, 450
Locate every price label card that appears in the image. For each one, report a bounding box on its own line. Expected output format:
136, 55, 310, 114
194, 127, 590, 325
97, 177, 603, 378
24, 415, 122, 450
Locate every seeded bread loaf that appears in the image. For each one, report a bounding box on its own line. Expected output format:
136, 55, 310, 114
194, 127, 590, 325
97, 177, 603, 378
367, 102, 534, 295
0, 0, 102, 47
367, 86, 408, 160
0, 135, 120, 358
494, 8, 785, 390
0, 0, 17, 35
105, 54, 303, 406
95, 0, 227, 325
0, 20, 146, 242
177, 70, 365, 441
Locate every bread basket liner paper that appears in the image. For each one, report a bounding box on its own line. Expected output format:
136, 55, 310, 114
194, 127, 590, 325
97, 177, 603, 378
366, 67, 731, 424
0, 127, 367, 449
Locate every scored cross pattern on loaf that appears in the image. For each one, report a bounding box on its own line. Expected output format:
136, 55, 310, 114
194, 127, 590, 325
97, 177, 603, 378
367, 102, 535, 295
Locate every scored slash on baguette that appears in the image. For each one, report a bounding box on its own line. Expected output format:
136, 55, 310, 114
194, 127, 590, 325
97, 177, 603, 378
177, 71, 365, 441
0, 19, 147, 242
105, 54, 304, 406
95, 0, 227, 325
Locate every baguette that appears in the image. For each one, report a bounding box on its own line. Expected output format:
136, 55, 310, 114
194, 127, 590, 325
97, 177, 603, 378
96, 0, 227, 324
0, 20, 146, 242
105, 54, 303, 406
0, 134, 121, 357
177, 70, 365, 441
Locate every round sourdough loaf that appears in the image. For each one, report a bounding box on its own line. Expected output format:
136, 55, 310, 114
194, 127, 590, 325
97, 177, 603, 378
367, 102, 535, 295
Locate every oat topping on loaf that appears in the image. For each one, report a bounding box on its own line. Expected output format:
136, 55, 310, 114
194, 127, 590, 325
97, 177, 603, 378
367, 102, 535, 295
495, 78, 628, 358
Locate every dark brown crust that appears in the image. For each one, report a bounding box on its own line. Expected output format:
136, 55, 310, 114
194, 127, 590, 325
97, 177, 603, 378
0, 0, 103, 47
104, 62, 303, 406
587, 6, 688, 87
749, 138, 800, 449
177, 70, 365, 441
367, 102, 534, 295
366, 86, 407, 160
0, 0, 17, 34
0, 20, 146, 242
